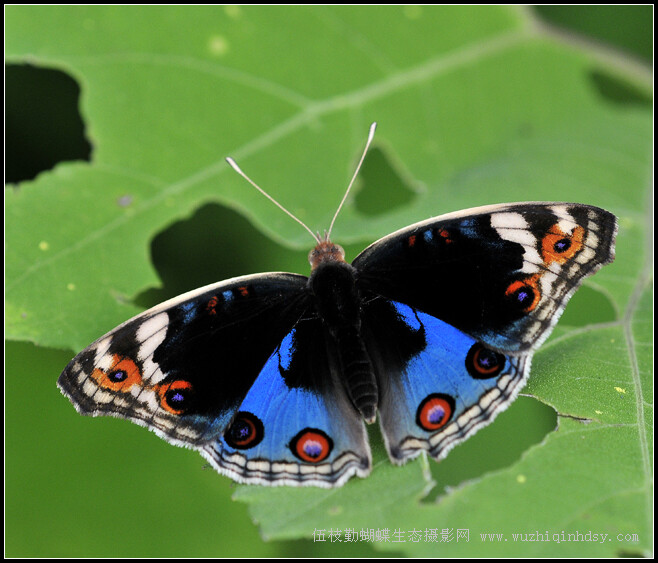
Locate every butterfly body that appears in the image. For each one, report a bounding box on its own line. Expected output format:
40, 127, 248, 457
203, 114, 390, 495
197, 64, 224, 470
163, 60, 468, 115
308, 244, 379, 423
59, 202, 617, 487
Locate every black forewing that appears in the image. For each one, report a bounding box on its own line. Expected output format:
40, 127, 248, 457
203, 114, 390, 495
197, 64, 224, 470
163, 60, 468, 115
353, 203, 617, 352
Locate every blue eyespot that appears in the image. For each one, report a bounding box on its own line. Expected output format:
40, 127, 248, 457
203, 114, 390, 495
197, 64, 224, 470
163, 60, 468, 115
466, 343, 505, 379
225, 412, 264, 450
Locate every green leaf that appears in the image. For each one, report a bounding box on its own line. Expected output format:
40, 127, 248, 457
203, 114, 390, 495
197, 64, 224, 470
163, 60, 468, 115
6, 5, 652, 557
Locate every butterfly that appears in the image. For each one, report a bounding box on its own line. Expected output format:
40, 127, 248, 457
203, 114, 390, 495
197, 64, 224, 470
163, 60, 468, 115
58, 124, 618, 488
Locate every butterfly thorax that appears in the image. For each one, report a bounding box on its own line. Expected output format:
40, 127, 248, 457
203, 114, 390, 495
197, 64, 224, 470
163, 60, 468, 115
308, 241, 378, 424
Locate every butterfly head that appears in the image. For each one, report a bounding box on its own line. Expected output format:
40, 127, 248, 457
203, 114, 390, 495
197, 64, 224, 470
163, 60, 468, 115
308, 240, 346, 270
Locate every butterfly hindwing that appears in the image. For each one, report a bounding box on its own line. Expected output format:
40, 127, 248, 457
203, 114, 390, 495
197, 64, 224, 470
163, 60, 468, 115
364, 298, 528, 463
58, 273, 309, 448
203, 318, 371, 487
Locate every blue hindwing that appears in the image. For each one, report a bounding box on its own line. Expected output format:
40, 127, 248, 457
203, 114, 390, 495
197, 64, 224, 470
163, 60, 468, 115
203, 326, 371, 487
374, 301, 529, 464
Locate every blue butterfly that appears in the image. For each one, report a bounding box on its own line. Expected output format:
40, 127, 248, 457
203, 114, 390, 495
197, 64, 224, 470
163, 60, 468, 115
58, 125, 617, 487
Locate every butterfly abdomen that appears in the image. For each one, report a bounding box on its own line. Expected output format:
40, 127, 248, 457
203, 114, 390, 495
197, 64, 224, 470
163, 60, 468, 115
309, 253, 378, 423
331, 325, 378, 423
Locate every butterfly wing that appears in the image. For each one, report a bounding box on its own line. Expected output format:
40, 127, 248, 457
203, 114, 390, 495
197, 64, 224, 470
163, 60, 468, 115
363, 298, 528, 463
58, 273, 311, 447
354, 202, 617, 463
203, 317, 370, 487
58, 271, 370, 486
355, 202, 617, 352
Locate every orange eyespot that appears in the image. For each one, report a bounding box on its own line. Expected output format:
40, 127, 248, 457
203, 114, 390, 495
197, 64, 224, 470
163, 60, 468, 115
416, 394, 454, 431
158, 380, 194, 415
291, 429, 333, 463
542, 224, 584, 265
505, 274, 541, 313
91, 354, 142, 392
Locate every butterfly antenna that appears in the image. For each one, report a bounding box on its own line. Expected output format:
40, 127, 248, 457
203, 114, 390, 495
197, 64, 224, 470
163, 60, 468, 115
326, 122, 377, 241
226, 157, 320, 244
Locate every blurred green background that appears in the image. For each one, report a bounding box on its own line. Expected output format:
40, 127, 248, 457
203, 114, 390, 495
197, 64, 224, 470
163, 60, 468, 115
6, 6, 652, 557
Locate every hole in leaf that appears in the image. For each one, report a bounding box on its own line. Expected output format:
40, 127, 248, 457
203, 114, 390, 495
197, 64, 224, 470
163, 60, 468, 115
353, 147, 416, 216
134, 203, 310, 308
588, 70, 652, 108
5, 64, 92, 184
423, 396, 557, 501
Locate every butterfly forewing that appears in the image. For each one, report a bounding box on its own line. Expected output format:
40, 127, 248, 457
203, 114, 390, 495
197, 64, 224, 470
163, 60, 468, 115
354, 202, 617, 352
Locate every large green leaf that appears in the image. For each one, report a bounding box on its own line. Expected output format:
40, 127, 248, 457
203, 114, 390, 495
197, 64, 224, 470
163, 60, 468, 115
6, 5, 652, 557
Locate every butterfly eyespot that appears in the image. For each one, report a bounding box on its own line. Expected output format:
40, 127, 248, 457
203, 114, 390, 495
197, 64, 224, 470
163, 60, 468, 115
505, 276, 541, 313
542, 224, 584, 264
407, 235, 417, 247
91, 354, 142, 391
159, 380, 194, 415
290, 429, 333, 463
225, 412, 264, 449
466, 343, 505, 379
416, 394, 454, 431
